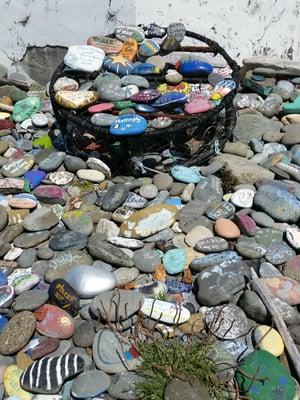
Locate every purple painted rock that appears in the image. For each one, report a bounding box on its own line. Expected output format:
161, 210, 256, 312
0, 285, 14, 308
234, 212, 256, 236
131, 89, 161, 103
262, 276, 300, 305
35, 304, 74, 339
185, 98, 212, 114
24, 170, 47, 189
33, 185, 68, 205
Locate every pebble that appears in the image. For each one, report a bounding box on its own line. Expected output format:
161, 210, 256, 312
71, 370, 110, 398
254, 325, 284, 356
132, 249, 161, 273
214, 218, 241, 239
77, 169, 105, 182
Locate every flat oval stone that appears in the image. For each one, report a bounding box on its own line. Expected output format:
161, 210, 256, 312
120, 204, 178, 238
286, 226, 300, 250
101, 183, 129, 211
64, 264, 116, 299
132, 249, 161, 273
13, 290, 48, 312
206, 201, 235, 220
135, 104, 155, 113
12, 97, 41, 123
12, 274, 40, 295
49, 230, 87, 251
24, 170, 46, 189
8, 194, 37, 209
115, 25, 145, 43
284, 255, 300, 282
35, 304, 74, 339
103, 55, 134, 76
152, 92, 187, 109
0, 285, 14, 308
176, 59, 213, 77
185, 98, 212, 114
48, 278, 79, 316
261, 276, 300, 305
265, 241, 295, 265
31, 113, 48, 128
167, 22, 186, 42
120, 38, 138, 61
131, 89, 160, 103
0, 178, 24, 194
195, 237, 229, 253
171, 165, 202, 184
139, 39, 160, 57
163, 248, 187, 274
62, 210, 93, 235
254, 325, 284, 357
0, 311, 36, 355
123, 192, 148, 209
48, 171, 74, 186
77, 169, 105, 182
53, 76, 79, 92
214, 218, 241, 239
121, 75, 149, 88
55, 90, 99, 110
150, 116, 172, 129
231, 188, 255, 208
108, 371, 144, 400
37, 151, 65, 172
1, 155, 34, 178
64, 45, 105, 72
107, 236, 144, 249
110, 114, 148, 136
23, 208, 59, 231
87, 36, 122, 54
71, 370, 110, 398
141, 298, 190, 324
91, 113, 118, 127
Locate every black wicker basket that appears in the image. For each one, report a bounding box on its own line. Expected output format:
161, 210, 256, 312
49, 29, 240, 174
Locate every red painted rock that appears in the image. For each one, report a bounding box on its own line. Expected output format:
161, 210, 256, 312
262, 276, 300, 305
234, 212, 256, 236
214, 218, 241, 239
283, 255, 300, 282
33, 185, 68, 205
0, 120, 14, 130
185, 98, 212, 114
88, 103, 114, 113
35, 304, 74, 339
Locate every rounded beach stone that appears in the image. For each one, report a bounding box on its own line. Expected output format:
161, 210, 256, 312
77, 169, 105, 182
254, 325, 284, 357
163, 248, 187, 274
132, 249, 161, 273
71, 370, 110, 398
214, 218, 241, 239
35, 304, 74, 339
153, 173, 173, 191
139, 184, 158, 200
185, 225, 213, 248
164, 377, 209, 400
108, 371, 144, 400
13, 290, 48, 312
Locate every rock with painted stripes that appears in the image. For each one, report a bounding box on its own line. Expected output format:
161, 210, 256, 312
20, 353, 84, 394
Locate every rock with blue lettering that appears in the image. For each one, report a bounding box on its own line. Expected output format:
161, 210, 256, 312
110, 114, 148, 136
133, 63, 161, 75
166, 280, 192, 294
163, 248, 187, 274
139, 39, 160, 57
103, 55, 134, 76
171, 165, 202, 184
176, 59, 213, 77
152, 92, 187, 109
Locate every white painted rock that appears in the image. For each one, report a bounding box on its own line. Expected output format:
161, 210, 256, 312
4, 246, 23, 261
49, 171, 74, 186
86, 158, 111, 178
230, 189, 255, 208
107, 236, 144, 249
141, 298, 190, 324
286, 225, 300, 250
77, 169, 105, 183
64, 45, 105, 72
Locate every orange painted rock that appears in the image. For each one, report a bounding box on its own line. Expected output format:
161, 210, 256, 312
120, 38, 138, 61
214, 218, 241, 239
35, 304, 74, 339
261, 276, 300, 305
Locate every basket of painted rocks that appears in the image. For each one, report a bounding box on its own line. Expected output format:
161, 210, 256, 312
50, 22, 240, 173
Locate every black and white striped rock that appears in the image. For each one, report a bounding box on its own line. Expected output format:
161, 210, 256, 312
20, 353, 84, 394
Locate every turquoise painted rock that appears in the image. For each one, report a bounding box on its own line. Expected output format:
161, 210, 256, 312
110, 114, 148, 136
171, 165, 202, 184
12, 97, 42, 123
236, 350, 296, 400
282, 96, 300, 114
103, 55, 134, 76
163, 248, 187, 274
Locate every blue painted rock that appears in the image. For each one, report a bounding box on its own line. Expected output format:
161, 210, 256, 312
236, 350, 296, 400
131, 89, 160, 103
103, 55, 134, 76
20, 354, 84, 394
0, 271, 8, 286
164, 197, 182, 207
0, 315, 8, 333
135, 104, 156, 112
139, 39, 160, 57
133, 63, 161, 75
171, 165, 202, 184
24, 170, 46, 189
152, 92, 187, 109
213, 79, 237, 97
166, 280, 192, 294
110, 114, 148, 136
163, 248, 187, 274
176, 59, 213, 77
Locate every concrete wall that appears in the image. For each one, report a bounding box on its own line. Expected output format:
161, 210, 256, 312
0, 0, 299, 67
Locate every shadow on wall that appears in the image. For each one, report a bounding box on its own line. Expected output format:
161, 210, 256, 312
16, 45, 68, 85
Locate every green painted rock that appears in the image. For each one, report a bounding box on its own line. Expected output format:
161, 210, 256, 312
12, 97, 41, 122
242, 71, 275, 97
236, 350, 296, 400
33, 135, 53, 149
282, 96, 300, 114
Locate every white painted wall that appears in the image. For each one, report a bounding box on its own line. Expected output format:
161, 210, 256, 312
0, 0, 299, 67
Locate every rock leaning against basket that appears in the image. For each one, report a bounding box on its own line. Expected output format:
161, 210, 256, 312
0, 25, 300, 400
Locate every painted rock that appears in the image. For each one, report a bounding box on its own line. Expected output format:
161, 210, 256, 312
167, 22, 186, 42
12, 274, 40, 295
12, 97, 41, 123
158, 81, 192, 95
48, 279, 80, 316
120, 38, 138, 61
91, 112, 117, 127
135, 103, 156, 112
195, 237, 229, 253
176, 59, 213, 77
0, 271, 7, 286
115, 25, 145, 43
1, 155, 34, 178
254, 325, 284, 357
55, 90, 99, 110
0, 311, 36, 355
286, 226, 300, 250
144, 22, 166, 38
236, 350, 296, 400
4, 365, 33, 400
53, 76, 79, 92
64, 45, 105, 72
122, 84, 139, 98
110, 114, 148, 136
265, 240, 295, 265
284, 255, 300, 282
150, 116, 172, 129
0, 315, 8, 334
87, 36, 122, 54
93, 329, 142, 373
0, 285, 14, 308
120, 204, 178, 238
35, 304, 74, 339
141, 298, 190, 324
132, 63, 160, 75
33, 185, 67, 205
261, 276, 300, 305
20, 354, 84, 395
163, 248, 187, 275
97, 82, 126, 102
103, 55, 134, 76
131, 89, 160, 103
24, 170, 46, 189
166, 280, 192, 294
213, 79, 237, 97
171, 165, 202, 184
8, 194, 37, 209
152, 92, 187, 109
0, 178, 24, 194
185, 98, 212, 114
88, 102, 114, 113
64, 265, 116, 299
139, 39, 160, 57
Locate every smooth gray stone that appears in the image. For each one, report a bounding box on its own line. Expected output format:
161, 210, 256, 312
37, 151, 65, 172
0, 206, 7, 232
37, 247, 54, 260
238, 290, 267, 323
123, 192, 148, 209
49, 230, 88, 251
73, 321, 99, 348
108, 372, 145, 400
14, 231, 50, 248
164, 377, 210, 400
13, 290, 48, 312
91, 113, 118, 127
259, 261, 282, 278
250, 211, 274, 227
148, 190, 169, 206
47, 340, 71, 358
191, 251, 241, 272
71, 370, 110, 398
64, 155, 86, 172
121, 75, 149, 88
192, 176, 223, 204
113, 267, 139, 286
97, 82, 126, 102
64, 264, 116, 299
291, 144, 300, 166
133, 249, 161, 273
143, 228, 174, 243
265, 240, 295, 265
18, 248, 37, 268
235, 236, 266, 259
23, 208, 59, 231
195, 237, 229, 253
101, 183, 129, 211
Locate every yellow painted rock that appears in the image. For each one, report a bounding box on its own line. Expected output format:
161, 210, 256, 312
254, 325, 284, 357
55, 90, 99, 110
157, 81, 192, 95
120, 38, 138, 61
0, 112, 11, 120
3, 365, 33, 399
120, 204, 178, 238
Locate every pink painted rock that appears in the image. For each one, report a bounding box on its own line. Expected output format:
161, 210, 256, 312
283, 255, 300, 282
88, 103, 114, 113
35, 304, 74, 339
33, 185, 68, 205
185, 98, 212, 114
8, 195, 37, 209
0, 178, 24, 194
262, 276, 300, 305
214, 218, 241, 239
234, 212, 256, 236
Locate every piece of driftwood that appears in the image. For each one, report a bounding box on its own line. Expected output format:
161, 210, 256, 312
0, 78, 30, 91
251, 268, 300, 381
0, 103, 13, 112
